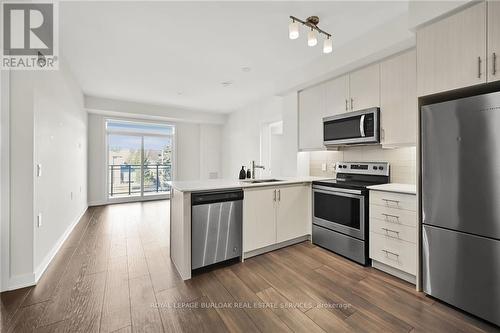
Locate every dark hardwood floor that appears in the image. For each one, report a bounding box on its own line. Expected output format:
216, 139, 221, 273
1, 200, 498, 332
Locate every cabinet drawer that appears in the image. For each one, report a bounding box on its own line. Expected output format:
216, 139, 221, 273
370, 218, 417, 244
370, 190, 416, 211
370, 204, 417, 227
369, 231, 416, 275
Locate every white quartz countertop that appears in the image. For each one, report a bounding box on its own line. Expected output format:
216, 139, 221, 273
168, 176, 332, 192
367, 183, 416, 195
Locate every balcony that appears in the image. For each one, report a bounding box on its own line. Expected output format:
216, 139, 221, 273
108, 164, 172, 198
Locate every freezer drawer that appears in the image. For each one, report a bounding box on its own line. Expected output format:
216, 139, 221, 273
191, 194, 242, 270
422, 225, 500, 326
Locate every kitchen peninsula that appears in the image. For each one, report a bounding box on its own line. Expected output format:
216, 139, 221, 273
168, 177, 328, 280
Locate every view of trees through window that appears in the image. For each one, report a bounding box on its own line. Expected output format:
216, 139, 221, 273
107, 120, 174, 198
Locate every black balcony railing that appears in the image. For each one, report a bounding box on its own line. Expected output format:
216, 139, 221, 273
108, 164, 172, 197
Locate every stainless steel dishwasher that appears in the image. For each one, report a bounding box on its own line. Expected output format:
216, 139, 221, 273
191, 189, 243, 270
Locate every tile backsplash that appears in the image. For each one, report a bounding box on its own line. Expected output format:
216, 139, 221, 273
309, 146, 417, 184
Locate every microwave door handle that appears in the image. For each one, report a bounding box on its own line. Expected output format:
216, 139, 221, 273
359, 115, 366, 137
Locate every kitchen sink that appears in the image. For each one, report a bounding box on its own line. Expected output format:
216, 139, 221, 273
242, 179, 283, 184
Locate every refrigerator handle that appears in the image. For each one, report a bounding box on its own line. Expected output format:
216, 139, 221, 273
478, 56, 482, 79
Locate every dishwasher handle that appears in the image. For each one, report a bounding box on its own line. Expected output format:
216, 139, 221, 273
191, 190, 244, 205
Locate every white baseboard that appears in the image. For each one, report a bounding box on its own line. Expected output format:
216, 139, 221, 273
243, 235, 311, 260
88, 200, 106, 207
7, 273, 36, 291
34, 206, 88, 283
372, 260, 416, 284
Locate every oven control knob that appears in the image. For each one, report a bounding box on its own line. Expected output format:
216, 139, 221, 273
378, 166, 384, 170
373, 166, 377, 170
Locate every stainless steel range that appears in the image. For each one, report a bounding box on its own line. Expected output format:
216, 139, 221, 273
312, 162, 389, 265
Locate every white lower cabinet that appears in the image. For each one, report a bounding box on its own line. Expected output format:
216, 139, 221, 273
369, 190, 417, 280
243, 184, 310, 253
276, 184, 310, 243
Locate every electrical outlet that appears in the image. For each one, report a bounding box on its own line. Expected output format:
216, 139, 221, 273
37, 213, 42, 227
36, 164, 42, 177
70, 191, 73, 200
321, 163, 327, 172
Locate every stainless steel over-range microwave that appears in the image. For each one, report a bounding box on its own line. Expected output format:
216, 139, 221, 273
323, 107, 380, 146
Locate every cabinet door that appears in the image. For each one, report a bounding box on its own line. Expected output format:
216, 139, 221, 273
243, 188, 277, 252
349, 63, 380, 111
488, 0, 500, 83
298, 83, 326, 151
380, 49, 417, 146
325, 74, 349, 115
417, 2, 487, 96
276, 184, 310, 243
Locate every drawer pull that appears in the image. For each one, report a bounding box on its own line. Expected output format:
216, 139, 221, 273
382, 198, 400, 207
381, 213, 400, 223
382, 249, 399, 259
381, 227, 400, 238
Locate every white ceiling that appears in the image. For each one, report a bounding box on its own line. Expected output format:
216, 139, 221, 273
60, 1, 409, 113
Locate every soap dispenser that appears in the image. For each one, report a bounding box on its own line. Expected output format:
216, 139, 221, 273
246, 168, 251, 179
239, 166, 246, 180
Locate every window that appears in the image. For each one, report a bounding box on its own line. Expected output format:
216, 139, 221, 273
106, 120, 174, 199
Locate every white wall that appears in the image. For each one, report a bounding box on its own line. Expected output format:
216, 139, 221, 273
199, 124, 222, 180
3, 61, 87, 290
87, 114, 223, 205
33, 64, 88, 278
222, 97, 282, 178
408, 1, 472, 30
222, 93, 301, 179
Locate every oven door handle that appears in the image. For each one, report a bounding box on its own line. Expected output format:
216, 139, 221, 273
313, 186, 364, 198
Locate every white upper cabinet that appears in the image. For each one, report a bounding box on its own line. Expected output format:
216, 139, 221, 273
417, 2, 487, 96
298, 83, 327, 151
349, 63, 380, 111
488, 1, 500, 83
380, 49, 417, 146
325, 74, 349, 115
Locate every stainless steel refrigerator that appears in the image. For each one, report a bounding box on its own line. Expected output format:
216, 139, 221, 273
422, 91, 500, 326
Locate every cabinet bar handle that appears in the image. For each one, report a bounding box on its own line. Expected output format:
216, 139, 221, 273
493, 52, 497, 76
382, 198, 400, 207
478, 56, 482, 78
381, 227, 400, 238
277, 189, 281, 202
382, 249, 399, 258
381, 213, 400, 220
350, 98, 354, 110
345, 99, 348, 111
273, 190, 276, 202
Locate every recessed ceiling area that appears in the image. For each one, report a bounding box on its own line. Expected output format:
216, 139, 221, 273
60, 1, 409, 113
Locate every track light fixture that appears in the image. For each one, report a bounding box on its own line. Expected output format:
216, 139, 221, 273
289, 15, 332, 54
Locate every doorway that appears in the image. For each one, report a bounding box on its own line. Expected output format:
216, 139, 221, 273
106, 120, 174, 200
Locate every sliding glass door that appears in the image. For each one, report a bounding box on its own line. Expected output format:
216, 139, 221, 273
107, 120, 174, 200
